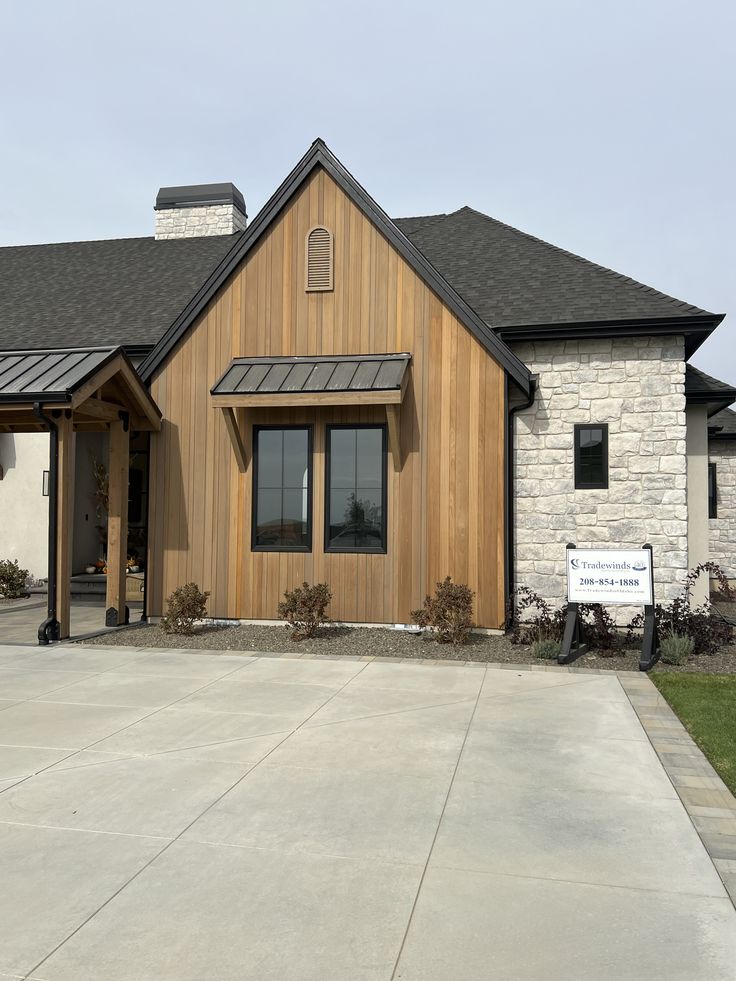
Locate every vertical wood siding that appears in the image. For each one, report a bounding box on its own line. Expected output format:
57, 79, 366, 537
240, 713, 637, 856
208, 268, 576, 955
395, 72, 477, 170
148, 167, 507, 627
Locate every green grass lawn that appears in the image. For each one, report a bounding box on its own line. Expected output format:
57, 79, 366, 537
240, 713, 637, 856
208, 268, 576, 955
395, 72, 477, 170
651, 673, 736, 795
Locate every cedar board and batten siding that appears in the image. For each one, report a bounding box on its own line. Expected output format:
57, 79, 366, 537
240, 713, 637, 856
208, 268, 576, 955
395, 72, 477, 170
147, 167, 507, 627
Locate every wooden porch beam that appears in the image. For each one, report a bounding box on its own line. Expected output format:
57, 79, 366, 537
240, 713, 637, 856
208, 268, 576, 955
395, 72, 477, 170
74, 397, 127, 422
56, 413, 75, 640
221, 407, 248, 472
386, 404, 402, 472
106, 418, 130, 627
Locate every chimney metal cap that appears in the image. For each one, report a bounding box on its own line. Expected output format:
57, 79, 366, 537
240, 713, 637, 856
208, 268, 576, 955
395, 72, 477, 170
155, 182, 246, 216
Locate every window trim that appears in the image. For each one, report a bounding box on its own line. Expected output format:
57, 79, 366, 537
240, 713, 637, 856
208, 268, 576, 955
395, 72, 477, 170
251, 424, 313, 552
574, 424, 609, 490
708, 461, 718, 519
324, 423, 388, 554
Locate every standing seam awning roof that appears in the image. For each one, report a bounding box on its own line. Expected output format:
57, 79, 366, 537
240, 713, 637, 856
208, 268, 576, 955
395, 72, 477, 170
0, 346, 161, 431
0, 347, 124, 403
211, 354, 411, 397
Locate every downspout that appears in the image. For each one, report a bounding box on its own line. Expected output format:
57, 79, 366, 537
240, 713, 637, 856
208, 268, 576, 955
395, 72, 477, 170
505, 376, 537, 605
141, 432, 151, 622
32, 402, 61, 644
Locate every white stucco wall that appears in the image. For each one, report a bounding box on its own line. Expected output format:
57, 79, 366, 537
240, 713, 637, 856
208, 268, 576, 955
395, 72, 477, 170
0, 432, 50, 580
709, 438, 736, 581
509, 335, 688, 619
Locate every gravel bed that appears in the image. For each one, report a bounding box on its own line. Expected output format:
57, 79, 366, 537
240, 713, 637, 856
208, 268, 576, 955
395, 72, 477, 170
77, 621, 736, 673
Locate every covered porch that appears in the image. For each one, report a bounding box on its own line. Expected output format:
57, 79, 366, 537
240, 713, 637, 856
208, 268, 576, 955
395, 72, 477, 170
0, 346, 161, 642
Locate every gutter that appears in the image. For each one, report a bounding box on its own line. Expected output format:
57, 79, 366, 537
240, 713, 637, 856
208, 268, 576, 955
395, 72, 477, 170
32, 403, 61, 644
505, 377, 537, 605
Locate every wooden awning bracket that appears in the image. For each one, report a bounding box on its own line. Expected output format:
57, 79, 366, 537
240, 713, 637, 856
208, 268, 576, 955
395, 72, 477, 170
386, 403, 402, 471
221, 406, 248, 472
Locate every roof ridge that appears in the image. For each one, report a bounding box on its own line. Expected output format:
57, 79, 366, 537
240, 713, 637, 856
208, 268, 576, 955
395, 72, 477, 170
394, 212, 448, 222
456, 205, 714, 318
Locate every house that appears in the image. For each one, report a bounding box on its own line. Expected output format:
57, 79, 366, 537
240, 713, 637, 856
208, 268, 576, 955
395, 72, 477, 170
0, 139, 733, 640
708, 405, 736, 585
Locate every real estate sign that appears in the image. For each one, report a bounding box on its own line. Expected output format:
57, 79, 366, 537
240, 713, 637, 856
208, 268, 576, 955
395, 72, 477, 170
566, 548, 653, 606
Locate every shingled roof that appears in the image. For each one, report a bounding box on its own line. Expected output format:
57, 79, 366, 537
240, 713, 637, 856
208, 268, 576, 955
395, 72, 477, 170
0, 157, 723, 365
0, 233, 241, 351
709, 406, 736, 438
395, 207, 720, 331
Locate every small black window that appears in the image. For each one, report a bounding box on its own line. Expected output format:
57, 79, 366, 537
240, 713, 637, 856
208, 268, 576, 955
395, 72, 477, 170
326, 425, 387, 552
252, 426, 312, 551
708, 462, 718, 519
574, 424, 608, 489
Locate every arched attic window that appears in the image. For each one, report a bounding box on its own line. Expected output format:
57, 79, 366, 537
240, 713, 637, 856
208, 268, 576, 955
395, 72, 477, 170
305, 226, 334, 291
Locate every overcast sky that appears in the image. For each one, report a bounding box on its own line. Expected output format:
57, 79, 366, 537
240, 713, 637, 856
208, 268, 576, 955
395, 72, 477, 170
1, 0, 733, 383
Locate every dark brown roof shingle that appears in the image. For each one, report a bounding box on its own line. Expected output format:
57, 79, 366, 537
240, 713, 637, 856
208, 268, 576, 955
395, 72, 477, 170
394, 207, 717, 328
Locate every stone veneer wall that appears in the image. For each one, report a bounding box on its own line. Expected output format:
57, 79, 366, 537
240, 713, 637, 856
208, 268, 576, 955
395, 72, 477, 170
154, 204, 247, 240
708, 439, 736, 580
509, 336, 688, 618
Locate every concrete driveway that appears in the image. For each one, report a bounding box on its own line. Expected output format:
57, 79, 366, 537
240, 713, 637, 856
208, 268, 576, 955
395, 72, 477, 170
0, 643, 734, 980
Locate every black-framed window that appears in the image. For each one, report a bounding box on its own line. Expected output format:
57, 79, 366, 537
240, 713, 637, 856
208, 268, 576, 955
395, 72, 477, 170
325, 425, 387, 552
252, 426, 312, 551
708, 462, 718, 519
574, 424, 609, 489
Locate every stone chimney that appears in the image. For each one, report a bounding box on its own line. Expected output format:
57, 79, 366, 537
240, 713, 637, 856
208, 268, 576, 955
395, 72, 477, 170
154, 182, 247, 240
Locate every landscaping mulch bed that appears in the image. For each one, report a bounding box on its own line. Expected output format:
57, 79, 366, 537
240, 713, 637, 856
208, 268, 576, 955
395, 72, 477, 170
79, 621, 736, 673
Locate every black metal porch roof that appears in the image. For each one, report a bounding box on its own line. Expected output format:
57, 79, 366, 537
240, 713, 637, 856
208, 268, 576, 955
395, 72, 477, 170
0, 347, 121, 404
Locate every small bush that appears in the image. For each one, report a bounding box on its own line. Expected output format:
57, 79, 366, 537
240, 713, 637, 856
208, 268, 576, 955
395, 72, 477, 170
627, 563, 734, 656
0, 559, 29, 599
278, 582, 332, 640
660, 633, 695, 666
579, 603, 619, 653
161, 582, 210, 635
531, 638, 561, 660
412, 576, 475, 646
505, 586, 566, 645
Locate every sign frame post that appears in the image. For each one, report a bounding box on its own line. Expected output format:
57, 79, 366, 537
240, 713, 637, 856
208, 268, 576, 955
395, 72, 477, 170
558, 542, 660, 671
639, 543, 660, 671
559, 544, 588, 664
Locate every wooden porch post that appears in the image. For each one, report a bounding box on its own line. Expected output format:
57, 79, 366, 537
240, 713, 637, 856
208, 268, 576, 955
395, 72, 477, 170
56, 412, 75, 640
106, 417, 130, 626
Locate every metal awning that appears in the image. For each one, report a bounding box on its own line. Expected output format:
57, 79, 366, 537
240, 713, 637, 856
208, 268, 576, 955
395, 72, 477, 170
211, 353, 411, 407
211, 353, 411, 475
0, 346, 161, 432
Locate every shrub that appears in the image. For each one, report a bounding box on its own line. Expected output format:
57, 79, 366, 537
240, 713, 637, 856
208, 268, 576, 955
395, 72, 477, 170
506, 586, 622, 653
531, 638, 561, 660
412, 576, 475, 645
0, 559, 29, 599
660, 633, 695, 666
578, 603, 619, 653
505, 586, 566, 645
278, 582, 332, 640
161, 582, 210, 635
627, 563, 734, 656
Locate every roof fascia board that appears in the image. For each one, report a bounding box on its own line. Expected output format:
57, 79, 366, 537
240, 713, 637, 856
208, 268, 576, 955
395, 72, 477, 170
138, 141, 532, 396
498, 318, 722, 359
685, 394, 736, 417
497, 313, 723, 333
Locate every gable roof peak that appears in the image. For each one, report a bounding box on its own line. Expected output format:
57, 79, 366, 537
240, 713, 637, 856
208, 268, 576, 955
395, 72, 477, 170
139, 140, 532, 395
